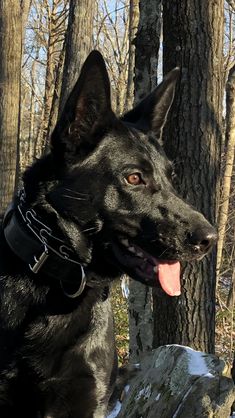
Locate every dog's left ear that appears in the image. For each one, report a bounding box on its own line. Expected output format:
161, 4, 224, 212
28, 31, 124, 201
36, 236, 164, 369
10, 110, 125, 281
122, 68, 180, 138
51, 50, 115, 162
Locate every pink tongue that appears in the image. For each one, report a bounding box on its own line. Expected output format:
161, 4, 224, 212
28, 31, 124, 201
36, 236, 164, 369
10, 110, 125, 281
157, 261, 181, 296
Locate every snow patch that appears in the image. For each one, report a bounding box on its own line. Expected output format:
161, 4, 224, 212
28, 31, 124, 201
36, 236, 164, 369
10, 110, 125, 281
135, 384, 152, 401
167, 345, 215, 378
134, 363, 141, 369
184, 346, 214, 377
155, 393, 161, 401
124, 384, 130, 394
106, 401, 122, 418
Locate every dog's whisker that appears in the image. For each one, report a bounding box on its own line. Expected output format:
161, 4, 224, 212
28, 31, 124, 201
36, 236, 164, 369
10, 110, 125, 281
81, 226, 99, 233
63, 188, 89, 197
158, 247, 170, 258
62, 194, 87, 201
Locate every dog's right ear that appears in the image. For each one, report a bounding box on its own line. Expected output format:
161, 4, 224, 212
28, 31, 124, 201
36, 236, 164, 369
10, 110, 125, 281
51, 50, 115, 163
122, 68, 180, 139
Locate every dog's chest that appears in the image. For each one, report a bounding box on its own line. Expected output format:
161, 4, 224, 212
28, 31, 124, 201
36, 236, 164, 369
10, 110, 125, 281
23, 296, 115, 382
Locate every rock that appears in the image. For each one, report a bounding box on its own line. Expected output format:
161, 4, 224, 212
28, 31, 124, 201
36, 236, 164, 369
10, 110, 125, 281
116, 345, 235, 418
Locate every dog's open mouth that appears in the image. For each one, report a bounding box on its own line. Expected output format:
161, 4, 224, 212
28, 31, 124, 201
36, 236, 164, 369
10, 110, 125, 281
112, 239, 181, 296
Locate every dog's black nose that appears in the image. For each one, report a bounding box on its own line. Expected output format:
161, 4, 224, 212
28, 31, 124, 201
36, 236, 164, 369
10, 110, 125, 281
187, 227, 217, 254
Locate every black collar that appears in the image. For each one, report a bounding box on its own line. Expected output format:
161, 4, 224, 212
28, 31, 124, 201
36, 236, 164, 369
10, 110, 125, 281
3, 194, 87, 298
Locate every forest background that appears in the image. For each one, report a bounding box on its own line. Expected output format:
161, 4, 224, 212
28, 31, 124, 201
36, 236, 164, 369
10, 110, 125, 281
0, 0, 234, 370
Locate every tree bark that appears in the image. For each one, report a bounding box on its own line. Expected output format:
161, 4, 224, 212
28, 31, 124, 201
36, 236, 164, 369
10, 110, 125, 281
21, 0, 31, 43
133, 0, 161, 105
128, 0, 162, 364
27, 47, 39, 167
226, 268, 234, 311
16, 0, 31, 183
46, 42, 66, 146
216, 65, 235, 278
124, 0, 139, 112
37, 0, 66, 156
59, 0, 94, 115
153, 0, 224, 353
0, 1, 23, 213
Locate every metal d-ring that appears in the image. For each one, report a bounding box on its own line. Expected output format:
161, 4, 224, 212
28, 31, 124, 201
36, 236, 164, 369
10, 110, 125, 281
60, 265, 86, 298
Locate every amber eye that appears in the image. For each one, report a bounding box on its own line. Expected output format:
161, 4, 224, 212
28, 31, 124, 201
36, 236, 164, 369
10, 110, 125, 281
126, 173, 144, 185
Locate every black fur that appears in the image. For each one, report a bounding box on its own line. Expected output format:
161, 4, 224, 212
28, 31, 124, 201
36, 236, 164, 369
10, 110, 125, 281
0, 51, 216, 418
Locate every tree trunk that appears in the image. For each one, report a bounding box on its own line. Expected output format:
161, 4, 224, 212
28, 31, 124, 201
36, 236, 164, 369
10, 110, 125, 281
0, 1, 23, 213
59, 0, 94, 115
133, 0, 161, 105
27, 48, 39, 167
124, 0, 139, 112
46, 41, 66, 146
128, 0, 162, 364
216, 65, 235, 278
226, 267, 234, 311
38, 0, 61, 155
18, 0, 32, 174
153, 0, 224, 353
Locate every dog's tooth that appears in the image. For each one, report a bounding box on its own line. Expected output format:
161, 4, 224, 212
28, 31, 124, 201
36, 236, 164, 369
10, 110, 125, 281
136, 251, 144, 257
128, 246, 136, 253
153, 266, 158, 273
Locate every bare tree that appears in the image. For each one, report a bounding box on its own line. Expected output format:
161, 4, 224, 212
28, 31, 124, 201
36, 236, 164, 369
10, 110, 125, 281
46, 42, 66, 146
128, 0, 162, 363
226, 0, 235, 12
224, 3, 235, 83
217, 65, 235, 278
37, 0, 68, 155
27, 47, 39, 164
133, 0, 161, 104
59, 0, 95, 114
94, 0, 130, 115
153, 0, 224, 353
22, 0, 32, 43
0, 1, 24, 212
124, 0, 139, 112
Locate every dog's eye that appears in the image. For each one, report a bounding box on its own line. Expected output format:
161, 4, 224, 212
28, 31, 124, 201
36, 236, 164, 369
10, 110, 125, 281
125, 173, 145, 185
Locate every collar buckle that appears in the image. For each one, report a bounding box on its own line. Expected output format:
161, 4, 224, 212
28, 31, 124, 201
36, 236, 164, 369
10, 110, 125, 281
29, 245, 49, 273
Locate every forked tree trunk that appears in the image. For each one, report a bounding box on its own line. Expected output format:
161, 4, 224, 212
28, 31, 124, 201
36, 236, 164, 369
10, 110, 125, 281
37, 0, 65, 156
0, 1, 23, 213
128, 0, 162, 364
153, 0, 224, 353
59, 0, 94, 115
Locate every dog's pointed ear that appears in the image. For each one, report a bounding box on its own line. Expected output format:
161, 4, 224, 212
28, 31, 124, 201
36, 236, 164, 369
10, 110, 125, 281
122, 68, 180, 138
51, 50, 115, 161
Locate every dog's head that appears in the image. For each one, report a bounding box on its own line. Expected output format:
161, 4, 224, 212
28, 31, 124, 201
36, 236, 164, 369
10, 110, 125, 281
24, 51, 217, 296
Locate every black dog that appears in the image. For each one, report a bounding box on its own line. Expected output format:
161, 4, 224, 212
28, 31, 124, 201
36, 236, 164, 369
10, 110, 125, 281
0, 51, 216, 417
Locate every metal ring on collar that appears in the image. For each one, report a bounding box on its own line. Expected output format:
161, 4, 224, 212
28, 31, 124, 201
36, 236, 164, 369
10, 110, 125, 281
60, 265, 86, 298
